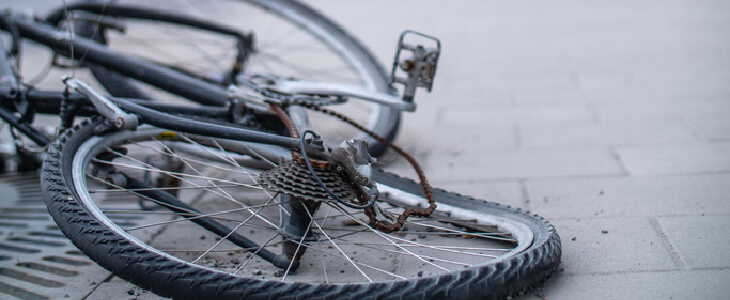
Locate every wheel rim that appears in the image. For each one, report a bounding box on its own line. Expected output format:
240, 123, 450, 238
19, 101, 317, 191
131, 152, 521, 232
70, 127, 534, 283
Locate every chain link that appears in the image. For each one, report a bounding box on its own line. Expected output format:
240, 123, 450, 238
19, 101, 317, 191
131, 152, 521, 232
301, 104, 436, 233
269, 101, 436, 233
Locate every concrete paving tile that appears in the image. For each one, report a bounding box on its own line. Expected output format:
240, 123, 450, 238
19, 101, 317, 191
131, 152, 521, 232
631, 67, 713, 88
594, 99, 730, 122
653, 87, 730, 103
528, 269, 730, 300
468, 71, 576, 91
657, 215, 730, 269
442, 105, 595, 127
686, 115, 730, 141
414, 123, 517, 155
513, 90, 595, 108
86, 277, 167, 300
516, 88, 654, 107
653, 81, 730, 101
521, 118, 696, 148
420, 149, 624, 181
574, 69, 634, 91
526, 173, 730, 218
427, 82, 515, 107
616, 142, 730, 175
551, 217, 678, 275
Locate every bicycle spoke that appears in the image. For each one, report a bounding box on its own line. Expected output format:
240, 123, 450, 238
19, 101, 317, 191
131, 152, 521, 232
326, 202, 450, 273
280, 218, 313, 281
303, 203, 373, 282
234, 233, 281, 275
99, 144, 280, 228
406, 220, 516, 242
88, 174, 198, 217
89, 184, 243, 193
96, 154, 258, 189
130, 139, 259, 177
192, 196, 277, 264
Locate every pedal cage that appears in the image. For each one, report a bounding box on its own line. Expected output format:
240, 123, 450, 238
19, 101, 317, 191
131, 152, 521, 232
390, 30, 441, 102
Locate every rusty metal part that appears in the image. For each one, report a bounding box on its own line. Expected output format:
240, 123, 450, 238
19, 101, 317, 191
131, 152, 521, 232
269, 100, 435, 232
291, 151, 331, 170
270, 102, 332, 169
303, 105, 436, 233
269, 103, 299, 139
259, 160, 357, 202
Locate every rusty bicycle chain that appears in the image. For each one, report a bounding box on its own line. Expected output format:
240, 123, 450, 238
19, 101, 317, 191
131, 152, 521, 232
269, 102, 436, 233
270, 103, 332, 169
301, 104, 436, 233
270, 103, 299, 139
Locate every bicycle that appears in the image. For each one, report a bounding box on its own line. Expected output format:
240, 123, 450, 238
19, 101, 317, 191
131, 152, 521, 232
0, 1, 561, 299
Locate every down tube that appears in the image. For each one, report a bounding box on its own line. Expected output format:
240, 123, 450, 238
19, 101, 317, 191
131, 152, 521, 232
4, 14, 229, 107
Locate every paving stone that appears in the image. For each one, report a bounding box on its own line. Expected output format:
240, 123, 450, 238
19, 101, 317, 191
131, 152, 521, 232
529, 269, 730, 300
86, 277, 167, 300
410, 123, 517, 155
442, 105, 595, 127
517, 89, 662, 118
420, 149, 624, 181
526, 173, 730, 218
616, 142, 730, 175
686, 114, 730, 141
574, 69, 634, 91
653, 81, 730, 101
549, 217, 678, 275
656, 215, 730, 269
521, 118, 696, 148
427, 82, 515, 108
594, 99, 730, 122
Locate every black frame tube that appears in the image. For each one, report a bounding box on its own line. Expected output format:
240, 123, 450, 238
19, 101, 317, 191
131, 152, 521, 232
114, 98, 301, 149
45, 3, 249, 40
0, 14, 309, 152
27, 90, 229, 119
0, 37, 18, 99
46, 3, 253, 85
0, 105, 51, 146
6, 13, 229, 106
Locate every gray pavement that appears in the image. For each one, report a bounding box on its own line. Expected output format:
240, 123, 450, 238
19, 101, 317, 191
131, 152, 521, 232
1, 0, 729, 299
328, 1, 729, 299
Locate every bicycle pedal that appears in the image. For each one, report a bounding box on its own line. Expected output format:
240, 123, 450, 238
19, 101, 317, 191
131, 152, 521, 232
390, 30, 441, 102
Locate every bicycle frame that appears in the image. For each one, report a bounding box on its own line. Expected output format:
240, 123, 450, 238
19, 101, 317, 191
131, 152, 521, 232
0, 11, 314, 152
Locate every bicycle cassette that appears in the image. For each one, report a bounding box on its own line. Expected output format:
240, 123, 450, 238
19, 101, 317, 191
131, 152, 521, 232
259, 160, 357, 202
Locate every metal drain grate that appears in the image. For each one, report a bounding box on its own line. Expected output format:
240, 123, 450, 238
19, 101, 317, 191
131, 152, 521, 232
0, 173, 164, 300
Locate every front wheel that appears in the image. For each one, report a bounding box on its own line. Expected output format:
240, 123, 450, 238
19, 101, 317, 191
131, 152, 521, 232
42, 119, 561, 299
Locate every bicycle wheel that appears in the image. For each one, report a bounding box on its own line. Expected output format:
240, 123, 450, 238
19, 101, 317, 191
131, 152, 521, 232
68, 0, 400, 156
42, 118, 561, 299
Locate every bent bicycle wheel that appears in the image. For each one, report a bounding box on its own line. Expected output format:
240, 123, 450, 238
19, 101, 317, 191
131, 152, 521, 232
68, 0, 400, 156
42, 118, 561, 299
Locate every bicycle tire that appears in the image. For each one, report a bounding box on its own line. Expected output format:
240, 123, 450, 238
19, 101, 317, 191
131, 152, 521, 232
42, 118, 561, 300
70, 0, 400, 156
